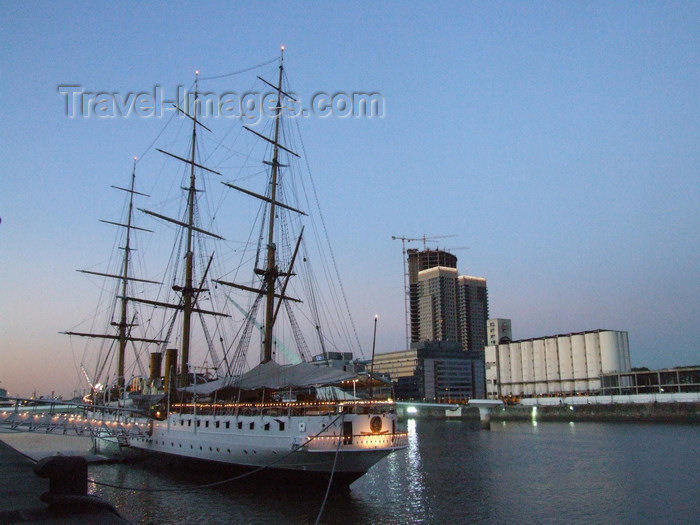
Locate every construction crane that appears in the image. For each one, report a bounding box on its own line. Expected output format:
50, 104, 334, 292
391, 234, 457, 351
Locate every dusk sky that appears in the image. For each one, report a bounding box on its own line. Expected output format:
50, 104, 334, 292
1, 1, 699, 398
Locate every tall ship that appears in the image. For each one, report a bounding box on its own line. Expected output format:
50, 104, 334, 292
65, 49, 407, 485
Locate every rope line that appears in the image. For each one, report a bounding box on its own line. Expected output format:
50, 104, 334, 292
198, 57, 278, 81
293, 117, 365, 359
134, 56, 276, 162
314, 412, 344, 525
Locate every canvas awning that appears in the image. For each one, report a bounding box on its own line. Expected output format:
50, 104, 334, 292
179, 360, 357, 395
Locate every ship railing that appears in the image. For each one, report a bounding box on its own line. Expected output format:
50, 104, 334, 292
170, 400, 397, 418
304, 431, 409, 451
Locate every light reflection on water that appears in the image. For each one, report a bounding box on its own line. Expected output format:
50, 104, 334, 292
88, 420, 700, 524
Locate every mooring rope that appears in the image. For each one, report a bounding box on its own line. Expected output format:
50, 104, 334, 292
314, 411, 345, 525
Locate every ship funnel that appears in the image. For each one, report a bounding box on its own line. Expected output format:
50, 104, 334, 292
164, 348, 178, 393
149, 352, 162, 380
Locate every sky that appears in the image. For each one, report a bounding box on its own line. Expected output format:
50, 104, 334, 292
1, 1, 699, 398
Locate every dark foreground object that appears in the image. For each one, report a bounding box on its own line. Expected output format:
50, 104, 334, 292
0, 440, 128, 524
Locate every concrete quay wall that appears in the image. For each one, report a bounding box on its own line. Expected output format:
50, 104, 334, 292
491, 402, 700, 423
396, 400, 700, 423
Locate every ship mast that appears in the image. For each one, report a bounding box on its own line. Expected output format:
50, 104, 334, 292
116, 158, 138, 388
63, 162, 162, 392
180, 73, 200, 385
138, 72, 228, 388
262, 49, 285, 364
215, 47, 303, 365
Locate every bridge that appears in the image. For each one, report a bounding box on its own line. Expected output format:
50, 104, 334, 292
0, 397, 149, 441
395, 399, 503, 428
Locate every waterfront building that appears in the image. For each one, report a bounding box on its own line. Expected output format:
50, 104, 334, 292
417, 267, 459, 342
407, 249, 458, 344
409, 251, 489, 353
390, 248, 488, 399
485, 329, 630, 399
371, 341, 485, 400
370, 349, 419, 383
600, 366, 700, 395
311, 351, 357, 372
456, 276, 489, 354
488, 318, 512, 346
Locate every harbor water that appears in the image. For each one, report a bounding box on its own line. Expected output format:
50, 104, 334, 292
85, 419, 700, 524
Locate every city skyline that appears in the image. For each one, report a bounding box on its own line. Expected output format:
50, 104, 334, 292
2, 2, 699, 398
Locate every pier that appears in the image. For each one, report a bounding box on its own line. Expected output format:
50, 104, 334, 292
396, 399, 503, 428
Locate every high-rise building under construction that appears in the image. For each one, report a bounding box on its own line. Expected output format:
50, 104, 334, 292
407, 248, 489, 354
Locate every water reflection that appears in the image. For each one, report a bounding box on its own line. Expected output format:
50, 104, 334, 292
86, 420, 700, 524
404, 419, 426, 511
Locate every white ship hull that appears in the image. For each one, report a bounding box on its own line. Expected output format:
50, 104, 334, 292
128, 404, 407, 483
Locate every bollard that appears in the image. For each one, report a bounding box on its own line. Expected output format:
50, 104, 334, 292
34, 455, 88, 508
32, 455, 126, 521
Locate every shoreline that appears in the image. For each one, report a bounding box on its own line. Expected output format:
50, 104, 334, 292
398, 401, 700, 424
491, 401, 700, 423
